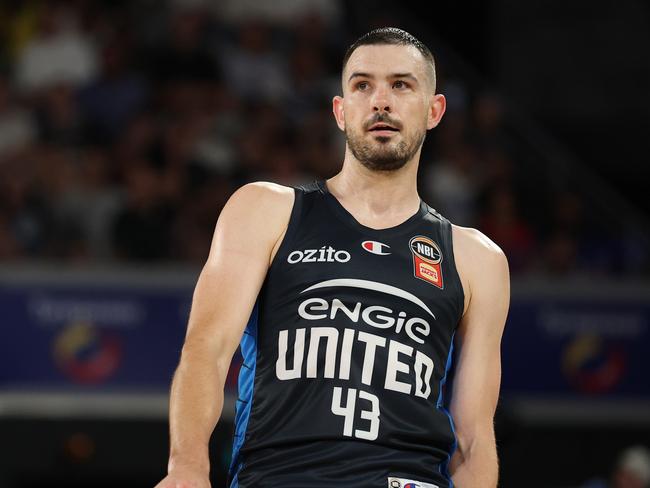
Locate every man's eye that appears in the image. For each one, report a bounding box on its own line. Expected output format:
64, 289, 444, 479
357, 81, 368, 90
394, 80, 409, 88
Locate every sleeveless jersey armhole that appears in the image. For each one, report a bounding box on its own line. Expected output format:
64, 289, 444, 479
269, 186, 303, 269
444, 218, 466, 326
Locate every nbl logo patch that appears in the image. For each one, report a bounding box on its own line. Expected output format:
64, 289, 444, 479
408, 236, 444, 289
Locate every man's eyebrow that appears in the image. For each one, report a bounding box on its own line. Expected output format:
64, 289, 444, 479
347, 72, 419, 83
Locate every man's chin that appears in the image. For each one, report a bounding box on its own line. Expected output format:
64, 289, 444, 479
368, 132, 398, 141
372, 137, 394, 144
360, 157, 408, 172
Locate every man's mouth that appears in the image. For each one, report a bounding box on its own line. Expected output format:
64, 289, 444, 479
368, 123, 399, 132
368, 123, 400, 136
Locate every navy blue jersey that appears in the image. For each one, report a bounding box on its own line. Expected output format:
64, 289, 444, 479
227, 179, 465, 488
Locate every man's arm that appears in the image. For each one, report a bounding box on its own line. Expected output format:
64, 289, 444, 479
155, 182, 294, 488
448, 226, 510, 488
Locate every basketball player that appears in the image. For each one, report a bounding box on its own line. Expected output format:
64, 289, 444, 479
155, 27, 509, 488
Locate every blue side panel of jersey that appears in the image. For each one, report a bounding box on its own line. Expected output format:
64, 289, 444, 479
437, 330, 457, 487
228, 299, 259, 488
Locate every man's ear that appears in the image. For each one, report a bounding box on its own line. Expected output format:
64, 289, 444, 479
332, 95, 345, 131
427, 94, 446, 130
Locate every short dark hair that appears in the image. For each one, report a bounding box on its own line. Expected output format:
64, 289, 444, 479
342, 27, 437, 93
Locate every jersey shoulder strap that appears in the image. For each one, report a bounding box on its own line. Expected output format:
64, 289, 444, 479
294, 179, 323, 195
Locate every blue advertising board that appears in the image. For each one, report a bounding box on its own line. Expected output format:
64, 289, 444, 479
0, 270, 244, 395
1, 271, 648, 408
502, 295, 649, 398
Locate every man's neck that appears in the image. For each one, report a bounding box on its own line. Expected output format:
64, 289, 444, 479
325, 158, 421, 221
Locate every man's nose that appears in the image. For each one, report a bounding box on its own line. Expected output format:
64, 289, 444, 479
372, 84, 392, 112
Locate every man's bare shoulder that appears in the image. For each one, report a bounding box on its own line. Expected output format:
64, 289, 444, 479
215, 181, 295, 266
451, 223, 506, 263
207, 181, 295, 260
226, 181, 295, 224
232, 180, 295, 206
451, 223, 509, 315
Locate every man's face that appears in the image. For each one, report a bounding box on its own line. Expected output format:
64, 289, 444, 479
335, 44, 438, 172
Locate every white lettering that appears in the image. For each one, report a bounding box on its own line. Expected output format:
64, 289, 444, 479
331, 386, 356, 436
276, 328, 305, 380
362, 305, 395, 329
287, 250, 303, 264
306, 327, 339, 378
275, 328, 435, 401
357, 331, 386, 385
297, 297, 431, 344
356, 389, 380, 441
303, 249, 318, 262
287, 246, 351, 264
335, 250, 351, 262
406, 317, 430, 345
414, 350, 434, 399
298, 298, 328, 320
385, 340, 413, 394
338, 328, 355, 380
330, 298, 361, 322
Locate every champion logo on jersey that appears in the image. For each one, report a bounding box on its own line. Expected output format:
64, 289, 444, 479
361, 240, 391, 255
409, 235, 444, 289
388, 476, 439, 488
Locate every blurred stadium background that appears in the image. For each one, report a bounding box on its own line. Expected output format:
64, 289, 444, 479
0, 0, 649, 487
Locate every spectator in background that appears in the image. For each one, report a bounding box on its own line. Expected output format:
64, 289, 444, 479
0, 150, 48, 257
113, 112, 159, 167
232, 100, 291, 179
580, 445, 650, 488
468, 91, 516, 156
146, 7, 219, 83
284, 42, 335, 125
186, 82, 243, 177
542, 190, 607, 277
218, 19, 290, 102
54, 146, 123, 260
422, 143, 481, 227
479, 185, 536, 274
13, 3, 97, 94
0, 73, 36, 161
78, 37, 148, 144
213, 0, 341, 27
112, 162, 174, 261
611, 446, 650, 488
288, 11, 342, 72
542, 230, 579, 276
31, 145, 84, 258
34, 81, 82, 145
253, 142, 312, 186
0, 209, 19, 258
170, 175, 233, 263
295, 104, 342, 178
0, 0, 641, 279
0, 1, 42, 64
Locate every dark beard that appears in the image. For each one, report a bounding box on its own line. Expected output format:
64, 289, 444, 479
345, 127, 426, 172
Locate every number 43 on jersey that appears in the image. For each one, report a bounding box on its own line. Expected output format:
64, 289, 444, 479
331, 386, 380, 441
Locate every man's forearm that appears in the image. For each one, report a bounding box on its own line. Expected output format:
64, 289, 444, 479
449, 435, 499, 487
167, 345, 226, 475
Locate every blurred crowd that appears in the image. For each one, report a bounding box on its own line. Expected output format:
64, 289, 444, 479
0, 0, 647, 276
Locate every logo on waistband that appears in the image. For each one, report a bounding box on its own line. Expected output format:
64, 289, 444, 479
409, 236, 444, 289
388, 476, 439, 488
